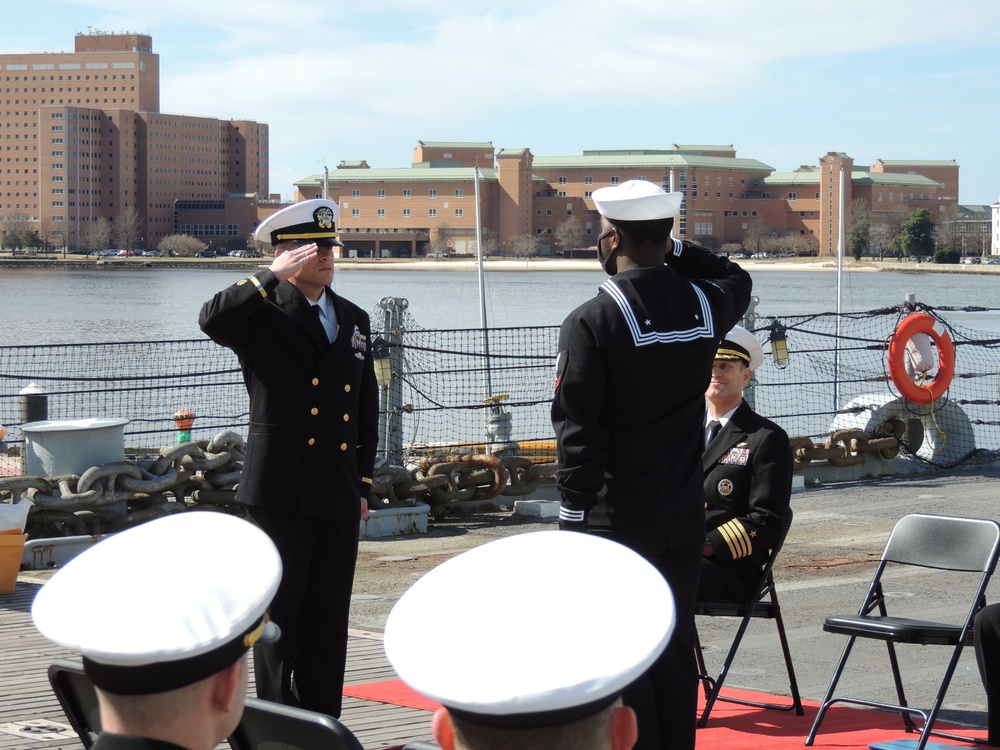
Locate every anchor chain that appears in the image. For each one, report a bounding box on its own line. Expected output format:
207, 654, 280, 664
788, 419, 903, 469
0, 430, 247, 539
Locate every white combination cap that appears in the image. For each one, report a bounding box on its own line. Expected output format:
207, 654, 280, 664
592, 179, 683, 221
384, 530, 675, 728
717, 325, 764, 370
32, 512, 282, 695
254, 198, 345, 246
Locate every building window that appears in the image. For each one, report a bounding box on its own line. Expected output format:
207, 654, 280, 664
610, 176, 620, 185
352, 189, 360, 198
584, 191, 593, 198
403, 189, 411, 198
376, 189, 386, 199
455, 189, 463, 198
429, 189, 437, 198
377, 208, 385, 218
558, 176, 567, 185
536, 209, 542, 215
585, 176, 593, 185
546, 209, 552, 216
429, 208, 437, 217
455, 208, 463, 217
403, 208, 411, 217
351, 208, 360, 218
788, 192, 797, 201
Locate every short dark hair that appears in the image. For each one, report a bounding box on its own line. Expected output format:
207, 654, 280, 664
449, 703, 616, 750
608, 217, 674, 248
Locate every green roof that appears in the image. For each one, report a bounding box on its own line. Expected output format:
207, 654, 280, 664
530, 154, 772, 171
296, 167, 498, 187
851, 170, 941, 188
876, 160, 958, 167
764, 171, 822, 186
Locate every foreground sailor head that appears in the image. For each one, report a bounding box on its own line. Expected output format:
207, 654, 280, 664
32, 512, 282, 750
592, 179, 683, 276
385, 530, 675, 750
256, 198, 345, 301
707, 325, 764, 414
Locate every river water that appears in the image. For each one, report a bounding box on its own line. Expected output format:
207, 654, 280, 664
2, 263, 999, 346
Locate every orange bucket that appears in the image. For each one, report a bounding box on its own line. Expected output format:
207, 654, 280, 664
0, 533, 27, 595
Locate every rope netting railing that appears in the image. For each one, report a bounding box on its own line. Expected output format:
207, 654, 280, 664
1, 301, 999, 472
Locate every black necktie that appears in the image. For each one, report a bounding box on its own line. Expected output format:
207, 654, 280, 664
705, 420, 722, 447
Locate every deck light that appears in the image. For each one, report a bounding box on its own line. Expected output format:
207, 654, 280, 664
769, 321, 790, 369
373, 337, 393, 388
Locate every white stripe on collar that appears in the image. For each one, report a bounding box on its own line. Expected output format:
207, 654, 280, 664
601, 276, 715, 347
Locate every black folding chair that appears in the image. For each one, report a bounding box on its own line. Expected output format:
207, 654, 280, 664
693, 507, 803, 727
48, 658, 364, 750
805, 513, 1000, 750
48, 658, 101, 749
229, 697, 365, 750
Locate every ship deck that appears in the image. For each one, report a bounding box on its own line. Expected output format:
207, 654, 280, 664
0, 573, 434, 750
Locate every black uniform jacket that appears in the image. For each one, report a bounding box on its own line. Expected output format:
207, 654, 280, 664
552, 241, 752, 556
703, 400, 792, 571
199, 269, 378, 521
93, 735, 189, 750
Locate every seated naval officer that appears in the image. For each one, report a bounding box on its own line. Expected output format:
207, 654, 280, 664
700, 325, 792, 603
32, 512, 282, 750
975, 603, 1000, 746
384, 531, 676, 750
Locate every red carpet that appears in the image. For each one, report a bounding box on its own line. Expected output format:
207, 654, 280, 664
343, 678, 441, 712
342, 680, 985, 749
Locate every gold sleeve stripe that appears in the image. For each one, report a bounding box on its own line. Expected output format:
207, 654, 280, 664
249, 276, 267, 299
718, 519, 753, 559
361, 477, 373, 485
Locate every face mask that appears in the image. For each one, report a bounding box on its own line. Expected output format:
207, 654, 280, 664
597, 228, 617, 276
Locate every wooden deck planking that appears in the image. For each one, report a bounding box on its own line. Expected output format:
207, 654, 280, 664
0, 577, 435, 750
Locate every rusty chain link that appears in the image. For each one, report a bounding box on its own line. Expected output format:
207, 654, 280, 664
788, 420, 903, 469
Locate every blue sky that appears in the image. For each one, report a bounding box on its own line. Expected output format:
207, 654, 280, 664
9, 0, 999, 205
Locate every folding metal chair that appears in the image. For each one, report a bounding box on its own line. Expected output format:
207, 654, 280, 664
229, 698, 365, 750
805, 513, 1000, 750
693, 507, 803, 727
48, 658, 101, 749
48, 657, 365, 750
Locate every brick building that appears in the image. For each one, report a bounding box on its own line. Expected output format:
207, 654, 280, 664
0, 31, 268, 252
294, 142, 961, 258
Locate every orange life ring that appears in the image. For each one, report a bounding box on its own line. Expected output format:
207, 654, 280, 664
887, 313, 955, 405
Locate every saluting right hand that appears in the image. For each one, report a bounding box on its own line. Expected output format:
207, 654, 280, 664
270, 243, 317, 282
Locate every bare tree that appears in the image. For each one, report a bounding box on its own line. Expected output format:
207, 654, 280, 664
510, 233, 541, 258
37, 216, 63, 255
743, 217, 769, 256
158, 234, 207, 257
81, 218, 113, 253
429, 223, 451, 257
113, 207, 145, 253
554, 216, 584, 256
1, 211, 33, 255
472, 227, 499, 258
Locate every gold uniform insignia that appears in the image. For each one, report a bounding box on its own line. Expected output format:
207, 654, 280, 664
717, 478, 734, 496
237, 278, 248, 285
315, 206, 335, 230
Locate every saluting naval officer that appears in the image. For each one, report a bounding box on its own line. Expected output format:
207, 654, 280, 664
199, 198, 378, 718
32, 512, 283, 750
700, 326, 792, 603
551, 180, 752, 750
385, 530, 676, 750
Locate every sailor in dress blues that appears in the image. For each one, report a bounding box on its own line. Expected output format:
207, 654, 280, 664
551, 179, 751, 750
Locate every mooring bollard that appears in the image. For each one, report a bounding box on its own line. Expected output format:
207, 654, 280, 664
172, 408, 196, 443
20, 382, 48, 424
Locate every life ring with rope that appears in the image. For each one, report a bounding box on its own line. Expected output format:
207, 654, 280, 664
887, 313, 955, 405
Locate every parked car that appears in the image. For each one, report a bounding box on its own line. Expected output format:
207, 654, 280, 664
199, 250, 217, 258
142, 250, 162, 257
88, 249, 117, 258
117, 249, 133, 257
